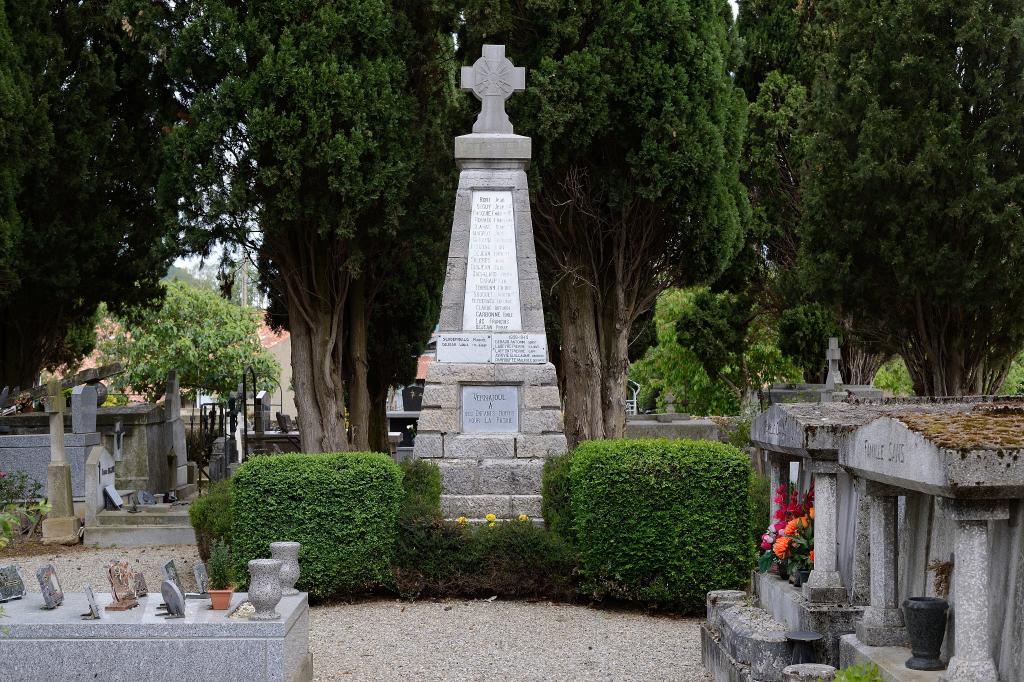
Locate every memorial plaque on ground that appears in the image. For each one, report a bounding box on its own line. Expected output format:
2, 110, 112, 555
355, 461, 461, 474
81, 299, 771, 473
159, 579, 185, 618
136, 490, 156, 506
463, 191, 521, 332
37, 564, 63, 609
0, 564, 26, 602
106, 560, 138, 610
81, 585, 100, 620
134, 569, 148, 596
193, 563, 209, 595
462, 386, 519, 433
163, 560, 184, 595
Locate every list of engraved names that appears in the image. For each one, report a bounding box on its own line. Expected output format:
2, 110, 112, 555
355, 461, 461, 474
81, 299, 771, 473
462, 191, 522, 331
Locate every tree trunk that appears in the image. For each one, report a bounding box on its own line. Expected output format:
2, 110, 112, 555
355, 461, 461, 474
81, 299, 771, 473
599, 285, 629, 439
557, 275, 604, 449
842, 343, 887, 386
347, 277, 371, 451
367, 382, 390, 454
0, 314, 43, 390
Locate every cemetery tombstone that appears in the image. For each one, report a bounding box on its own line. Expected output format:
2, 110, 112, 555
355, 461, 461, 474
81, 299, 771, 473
412, 44, 567, 520
0, 564, 26, 602
80, 585, 101, 620
36, 564, 63, 609
163, 560, 184, 596
134, 569, 149, 596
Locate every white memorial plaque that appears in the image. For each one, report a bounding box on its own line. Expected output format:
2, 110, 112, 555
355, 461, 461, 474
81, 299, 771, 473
463, 191, 522, 331
462, 386, 519, 433
437, 333, 492, 363
492, 333, 547, 364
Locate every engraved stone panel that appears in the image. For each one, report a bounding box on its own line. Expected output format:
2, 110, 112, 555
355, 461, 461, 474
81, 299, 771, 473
463, 191, 522, 331
461, 386, 519, 433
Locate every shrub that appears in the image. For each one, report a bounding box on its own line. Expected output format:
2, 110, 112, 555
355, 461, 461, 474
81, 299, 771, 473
399, 458, 441, 520
189, 479, 233, 561
207, 539, 235, 590
571, 439, 754, 613
232, 452, 403, 600
541, 454, 574, 541
749, 473, 771, 546
393, 517, 577, 601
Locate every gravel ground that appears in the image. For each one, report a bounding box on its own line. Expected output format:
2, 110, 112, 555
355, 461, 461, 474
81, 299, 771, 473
8, 545, 710, 682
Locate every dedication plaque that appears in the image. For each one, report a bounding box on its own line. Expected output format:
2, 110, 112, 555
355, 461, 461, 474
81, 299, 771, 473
437, 332, 547, 364
462, 386, 519, 433
463, 191, 521, 331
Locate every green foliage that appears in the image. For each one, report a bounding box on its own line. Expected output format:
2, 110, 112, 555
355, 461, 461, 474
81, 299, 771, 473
778, 304, 841, 382
231, 452, 403, 600
632, 288, 800, 416
570, 439, 755, 612
1000, 352, 1024, 395
835, 664, 883, 682
541, 454, 574, 542
749, 473, 771, 546
393, 517, 577, 602
398, 459, 441, 522
189, 479, 233, 561
100, 280, 280, 402
799, 0, 1024, 395
0, 0, 179, 388
874, 357, 915, 397
0, 469, 42, 510
207, 539, 235, 590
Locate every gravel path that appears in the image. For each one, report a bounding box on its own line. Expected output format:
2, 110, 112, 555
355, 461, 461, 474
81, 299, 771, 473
7, 545, 710, 681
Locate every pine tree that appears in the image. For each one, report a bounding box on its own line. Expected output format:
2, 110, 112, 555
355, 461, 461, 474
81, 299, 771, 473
800, 0, 1024, 395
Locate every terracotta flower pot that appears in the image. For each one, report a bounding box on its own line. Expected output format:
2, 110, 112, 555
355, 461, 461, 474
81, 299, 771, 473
208, 587, 234, 610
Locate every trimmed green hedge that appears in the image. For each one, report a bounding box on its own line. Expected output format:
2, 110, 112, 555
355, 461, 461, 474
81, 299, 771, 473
232, 452, 403, 600
541, 453, 574, 541
399, 458, 442, 520
571, 439, 754, 613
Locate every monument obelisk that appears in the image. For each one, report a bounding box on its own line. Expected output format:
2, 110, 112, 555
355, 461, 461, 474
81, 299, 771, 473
414, 45, 567, 520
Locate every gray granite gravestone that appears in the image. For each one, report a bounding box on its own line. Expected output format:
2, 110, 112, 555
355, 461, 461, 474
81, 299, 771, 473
81, 585, 100, 620
158, 579, 185, 619
413, 44, 567, 521
36, 564, 63, 609
162, 560, 183, 595
0, 564, 26, 602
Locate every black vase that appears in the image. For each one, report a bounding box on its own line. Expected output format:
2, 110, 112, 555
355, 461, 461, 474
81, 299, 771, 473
903, 597, 948, 670
794, 569, 811, 587
778, 561, 790, 580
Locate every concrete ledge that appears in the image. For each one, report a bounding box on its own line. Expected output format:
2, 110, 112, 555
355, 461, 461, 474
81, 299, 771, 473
839, 633, 944, 682
1, 591, 310, 682
719, 605, 791, 681
438, 458, 544, 495
622, 419, 721, 441
702, 622, 754, 682
84, 524, 196, 547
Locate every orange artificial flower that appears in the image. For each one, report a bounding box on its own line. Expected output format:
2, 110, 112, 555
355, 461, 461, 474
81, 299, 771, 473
809, 506, 815, 520
798, 516, 809, 529
809, 549, 815, 564
784, 519, 799, 537
773, 536, 792, 559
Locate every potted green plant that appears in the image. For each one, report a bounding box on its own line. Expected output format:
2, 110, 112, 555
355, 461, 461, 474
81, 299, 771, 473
207, 539, 235, 610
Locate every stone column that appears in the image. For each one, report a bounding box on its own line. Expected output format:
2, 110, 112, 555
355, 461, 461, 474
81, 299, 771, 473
856, 481, 905, 646
803, 460, 847, 603
850, 477, 872, 606
939, 499, 1008, 682
41, 380, 82, 545
768, 451, 787, 525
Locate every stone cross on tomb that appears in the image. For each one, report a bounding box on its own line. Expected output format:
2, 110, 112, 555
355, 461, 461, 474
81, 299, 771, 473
45, 379, 66, 466
825, 336, 844, 390
460, 44, 526, 134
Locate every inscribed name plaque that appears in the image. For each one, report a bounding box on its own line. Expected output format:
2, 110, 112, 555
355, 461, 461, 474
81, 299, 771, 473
36, 564, 63, 609
463, 191, 522, 331
462, 386, 519, 433
0, 564, 26, 602
437, 332, 547, 364
437, 333, 492, 363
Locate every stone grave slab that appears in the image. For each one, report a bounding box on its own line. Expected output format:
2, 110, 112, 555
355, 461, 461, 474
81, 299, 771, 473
36, 564, 63, 609
0, 564, 26, 602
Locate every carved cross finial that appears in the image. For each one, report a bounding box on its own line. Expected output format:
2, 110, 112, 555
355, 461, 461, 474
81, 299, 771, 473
825, 337, 844, 390
460, 44, 526, 134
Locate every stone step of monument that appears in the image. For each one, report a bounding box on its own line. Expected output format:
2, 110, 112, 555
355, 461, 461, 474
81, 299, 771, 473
437, 458, 544, 496
441, 493, 541, 520
94, 509, 192, 527
84, 523, 197, 547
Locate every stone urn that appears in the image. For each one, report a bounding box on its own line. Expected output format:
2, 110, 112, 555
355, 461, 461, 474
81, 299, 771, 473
903, 597, 948, 670
247, 559, 283, 621
270, 541, 301, 596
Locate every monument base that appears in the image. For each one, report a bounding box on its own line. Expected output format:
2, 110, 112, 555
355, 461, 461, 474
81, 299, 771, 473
41, 515, 81, 545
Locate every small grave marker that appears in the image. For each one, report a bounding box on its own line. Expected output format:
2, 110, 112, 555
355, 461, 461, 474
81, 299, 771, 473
162, 560, 183, 595
157, 580, 185, 619
0, 564, 26, 602
193, 563, 209, 596
80, 585, 101, 620
105, 560, 139, 611
136, 490, 156, 506
134, 568, 149, 596
103, 484, 124, 510
36, 564, 63, 609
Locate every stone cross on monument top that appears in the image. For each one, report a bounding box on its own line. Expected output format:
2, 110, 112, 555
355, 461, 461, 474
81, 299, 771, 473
461, 44, 526, 135
825, 336, 844, 390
